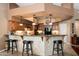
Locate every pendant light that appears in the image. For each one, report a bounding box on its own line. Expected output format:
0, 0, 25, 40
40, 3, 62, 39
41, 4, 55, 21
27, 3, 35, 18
19, 23, 23, 26
32, 14, 36, 25
19, 16, 23, 26
49, 14, 52, 25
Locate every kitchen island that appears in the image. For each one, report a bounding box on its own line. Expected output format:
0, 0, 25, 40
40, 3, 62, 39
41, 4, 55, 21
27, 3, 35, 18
8, 35, 66, 56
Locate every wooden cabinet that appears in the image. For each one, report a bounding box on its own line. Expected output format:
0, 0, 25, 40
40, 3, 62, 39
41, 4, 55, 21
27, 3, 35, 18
38, 23, 44, 30
71, 35, 79, 55
53, 23, 59, 30
8, 20, 24, 31
71, 35, 79, 45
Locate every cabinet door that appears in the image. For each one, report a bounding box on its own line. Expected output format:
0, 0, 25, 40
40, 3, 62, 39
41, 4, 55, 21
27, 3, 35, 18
8, 20, 24, 31
8, 21, 17, 31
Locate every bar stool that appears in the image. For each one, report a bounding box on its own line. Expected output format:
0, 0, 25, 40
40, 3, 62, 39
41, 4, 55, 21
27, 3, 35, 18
5, 39, 18, 54
52, 40, 64, 56
22, 40, 33, 56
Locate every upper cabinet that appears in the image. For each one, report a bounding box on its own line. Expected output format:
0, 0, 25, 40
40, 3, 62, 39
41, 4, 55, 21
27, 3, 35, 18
8, 16, 33, 32
8, 20, 24, 31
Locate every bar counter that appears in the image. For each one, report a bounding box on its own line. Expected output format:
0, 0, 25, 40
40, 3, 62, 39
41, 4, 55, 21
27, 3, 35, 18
8, 35, 66, 56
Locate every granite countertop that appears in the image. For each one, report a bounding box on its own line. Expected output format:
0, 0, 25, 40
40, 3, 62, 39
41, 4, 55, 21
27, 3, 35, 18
7, 34, 67, 36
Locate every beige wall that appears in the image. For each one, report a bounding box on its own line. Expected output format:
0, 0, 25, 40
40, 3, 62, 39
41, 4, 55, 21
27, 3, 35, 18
72, 10, 79, 36
59, 20, 77, 55
0, 4, 9, 50
59, 20, 72, 43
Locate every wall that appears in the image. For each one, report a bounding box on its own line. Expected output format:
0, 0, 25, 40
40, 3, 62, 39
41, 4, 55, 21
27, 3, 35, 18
59, 20, 71, 43
59, 20, 77, 55
0, 4, 9, 50
72, 10, 79, 36
75, 21, 79, 36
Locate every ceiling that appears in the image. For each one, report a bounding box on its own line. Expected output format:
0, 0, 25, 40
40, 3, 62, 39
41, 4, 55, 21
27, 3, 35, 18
17, 3, 62, 7
17, 3, 35, 7
74, 3, 79, 11
10, 3, 79, 22
16, 3, 79, 10
74, 3, 79, 10
10, 3, 74, 19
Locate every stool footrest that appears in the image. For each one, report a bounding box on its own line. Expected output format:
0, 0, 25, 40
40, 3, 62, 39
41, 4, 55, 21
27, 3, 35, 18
53, 40, 64, 56
22, 41, 33, 56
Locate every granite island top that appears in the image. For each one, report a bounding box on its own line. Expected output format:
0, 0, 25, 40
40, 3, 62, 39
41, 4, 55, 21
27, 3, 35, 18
5, 34, 67, 41
10, 34, 66, 36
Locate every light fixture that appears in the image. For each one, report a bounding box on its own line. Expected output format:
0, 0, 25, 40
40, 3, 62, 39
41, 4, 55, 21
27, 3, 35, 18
32, 23, 36, 25
49, 23, 52, 25
15, 30, 24, 35
37, 30, 43, 34
32, 15, 36, 25
19, 16, 23, 26
49, 14, 53, 25
52, 30, 59, 35
49, 14, 52, 22
19, 23, 23, 26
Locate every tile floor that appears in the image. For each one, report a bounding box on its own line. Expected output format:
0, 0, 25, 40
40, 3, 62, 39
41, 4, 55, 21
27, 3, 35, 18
0, 42, 78, 56
0, 50, 77, 56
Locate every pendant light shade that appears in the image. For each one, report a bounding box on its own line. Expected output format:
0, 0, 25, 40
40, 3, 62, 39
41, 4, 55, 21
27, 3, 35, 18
49, 14, 53, 25
19, 16, 23, 26
19, 23, 23, 26
32, 23, 36, 25
32, 14, 36, 25
49, 23, 52, 25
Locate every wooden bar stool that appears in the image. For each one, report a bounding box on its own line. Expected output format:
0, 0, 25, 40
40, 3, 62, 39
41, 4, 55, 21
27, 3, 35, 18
5, 39, 18, 54
52, 40, 64, 56
22, 40, 33, 56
